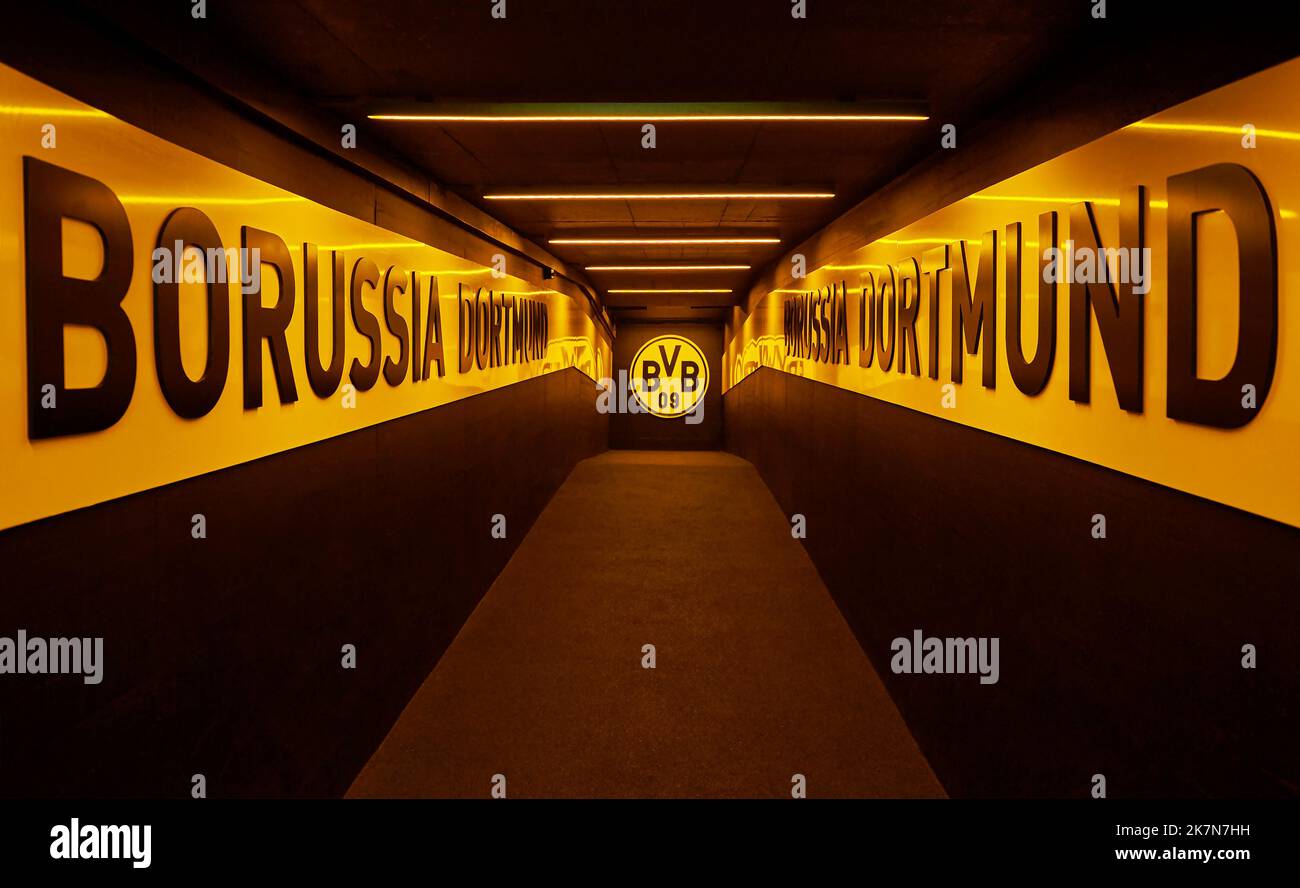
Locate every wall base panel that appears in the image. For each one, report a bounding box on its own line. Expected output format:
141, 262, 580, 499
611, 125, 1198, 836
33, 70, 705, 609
0, 368, 606, 799
724, 367, 1300, 799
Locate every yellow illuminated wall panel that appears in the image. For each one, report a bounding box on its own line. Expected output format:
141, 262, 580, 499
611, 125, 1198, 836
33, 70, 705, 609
725, 58, 1300, 529
0, 64, 610, 531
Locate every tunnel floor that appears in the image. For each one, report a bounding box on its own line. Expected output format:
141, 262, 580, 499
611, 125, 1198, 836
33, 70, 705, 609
347, 450, 945, 798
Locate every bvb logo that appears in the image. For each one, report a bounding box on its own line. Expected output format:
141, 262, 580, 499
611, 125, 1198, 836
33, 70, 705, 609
630, 334, 709, 419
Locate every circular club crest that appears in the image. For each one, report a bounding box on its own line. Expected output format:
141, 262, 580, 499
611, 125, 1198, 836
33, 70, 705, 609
630, 334, 709, 419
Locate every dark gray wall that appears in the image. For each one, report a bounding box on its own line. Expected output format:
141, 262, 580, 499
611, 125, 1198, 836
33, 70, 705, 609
725, 368, 1300, 798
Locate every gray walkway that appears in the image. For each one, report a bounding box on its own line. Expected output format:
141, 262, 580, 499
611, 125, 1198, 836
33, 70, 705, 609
349, 451, 944, 798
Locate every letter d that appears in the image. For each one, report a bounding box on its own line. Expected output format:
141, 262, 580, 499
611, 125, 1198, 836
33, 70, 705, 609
1166, 163, 1277, 428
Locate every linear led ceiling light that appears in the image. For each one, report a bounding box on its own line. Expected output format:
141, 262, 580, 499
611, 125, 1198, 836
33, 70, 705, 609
586, 264, 750, 271
485, 191, 832, 200
550, 237, 780, 245
369, 101, 928, 123
1126, 121, 1300, 141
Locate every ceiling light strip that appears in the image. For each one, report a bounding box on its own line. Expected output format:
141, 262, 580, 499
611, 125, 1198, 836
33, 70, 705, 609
550, 237, 780, 245
371, 113, 927, 122
367, 102, 928, 123
587, 264, 750, 271
485, 192, 833, 200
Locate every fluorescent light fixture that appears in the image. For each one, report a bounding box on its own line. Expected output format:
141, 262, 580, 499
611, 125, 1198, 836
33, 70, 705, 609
1126, 121, 1300, 141
368, 101, 928, 123
486, 191, 833, 200
607, 289, 733, 294
550, 237, 780, 245
586, 264, 750, 271
374, 113, 925, 122
0, 104, 111, 119
120, 195, 308, 206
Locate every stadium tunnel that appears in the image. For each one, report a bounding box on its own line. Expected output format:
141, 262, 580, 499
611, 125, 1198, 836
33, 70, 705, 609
1, 2, 1298, 799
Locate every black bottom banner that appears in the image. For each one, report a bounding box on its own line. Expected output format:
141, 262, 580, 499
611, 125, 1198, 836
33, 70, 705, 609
0, 800, 1293, 876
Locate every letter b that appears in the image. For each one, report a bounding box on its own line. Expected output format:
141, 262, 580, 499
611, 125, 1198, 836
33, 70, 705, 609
681, 360, 700, 392
642, 359, 661, 391
24, 157, 136, 439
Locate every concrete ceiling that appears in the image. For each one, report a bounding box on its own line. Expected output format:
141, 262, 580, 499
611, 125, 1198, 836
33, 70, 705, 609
88, 0, 1100, 323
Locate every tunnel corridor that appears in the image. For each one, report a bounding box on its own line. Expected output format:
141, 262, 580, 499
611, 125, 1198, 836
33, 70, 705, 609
1, 7, 1299, 872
